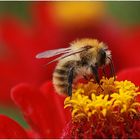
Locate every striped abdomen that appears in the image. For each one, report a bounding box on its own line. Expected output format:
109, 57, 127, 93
53, 61, 76, 95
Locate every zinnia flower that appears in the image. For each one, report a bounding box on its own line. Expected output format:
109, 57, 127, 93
1, 72, 140, 138
1, 2, 140, 139
62, 77, 140, 139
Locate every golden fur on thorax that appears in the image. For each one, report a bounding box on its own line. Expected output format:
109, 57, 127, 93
53, 38, 111, 95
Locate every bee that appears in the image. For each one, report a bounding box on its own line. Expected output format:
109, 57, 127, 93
36, 38, 115, 96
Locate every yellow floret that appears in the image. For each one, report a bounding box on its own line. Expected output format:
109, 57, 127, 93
64, 77, 140, 122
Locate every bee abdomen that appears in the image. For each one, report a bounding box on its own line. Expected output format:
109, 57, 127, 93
53, 60, 77, 95
53, 68, 68, 95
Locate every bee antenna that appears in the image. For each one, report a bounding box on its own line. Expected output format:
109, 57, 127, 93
107, 57, 116, 80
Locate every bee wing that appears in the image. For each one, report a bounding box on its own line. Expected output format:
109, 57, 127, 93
46, 47, 85, 65
36, 47, 71, 59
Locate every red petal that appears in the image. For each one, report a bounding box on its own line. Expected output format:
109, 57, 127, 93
117, 67, 140, 86
40, 81, 71, 123
0, 15, 59, 104
115, 28, 140, 71
26, 129, 40, 138
11, 83, 70, 138
0, 114, 28, 138
1, 16, 48, 82
30, 2, 61, 52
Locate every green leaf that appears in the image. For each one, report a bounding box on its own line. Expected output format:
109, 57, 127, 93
0, 105, 29, 128
0, 1, 31, 20
107, 2, 140, 25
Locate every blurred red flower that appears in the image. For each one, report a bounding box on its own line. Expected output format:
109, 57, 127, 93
0, 3, 61, 104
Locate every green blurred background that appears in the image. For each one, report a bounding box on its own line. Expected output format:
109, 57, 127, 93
0, 1, 140, 128
1, 2, 140, 25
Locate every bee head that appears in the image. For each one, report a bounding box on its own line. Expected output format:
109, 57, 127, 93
97, 47, 111, 66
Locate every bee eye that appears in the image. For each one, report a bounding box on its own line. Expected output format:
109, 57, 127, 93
99, 48, 106, 58
101, 50, 106, 58
98, 49, 106, 65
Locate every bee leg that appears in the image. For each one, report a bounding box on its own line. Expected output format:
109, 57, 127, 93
102, 66, 107, 78
91, 65, 100, 84
67, 67, 74, 97
109, 60, 116, 80
91, 65, 104, 91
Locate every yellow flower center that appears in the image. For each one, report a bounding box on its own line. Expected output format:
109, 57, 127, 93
64, 77, 140, 122
53, 2, 105, 26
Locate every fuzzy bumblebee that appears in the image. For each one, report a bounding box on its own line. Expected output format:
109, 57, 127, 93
36, 38, 115, 96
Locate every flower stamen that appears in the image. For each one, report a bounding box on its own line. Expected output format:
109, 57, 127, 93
63, 77, 140, 138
